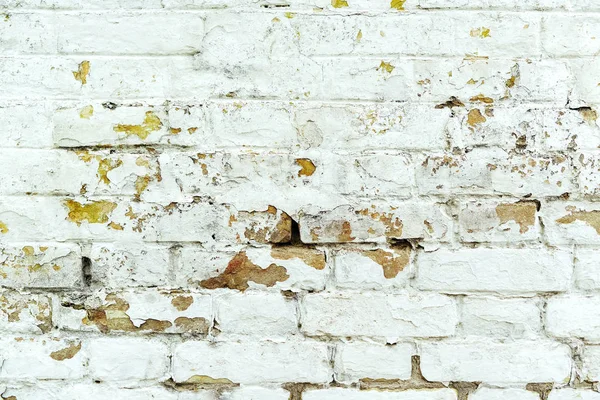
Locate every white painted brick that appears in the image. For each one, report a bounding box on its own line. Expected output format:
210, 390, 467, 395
0, 290, 52, 333
89, 243, 171, 287
460, 296, 542, 339
420, 339, 572, 383
172, 340, 331, 384
301, 292, 457, 339
220, 387, 290, 400
458, 200, 540, 243
542, 16, 600, 57
214, 291, 298, 337
333, 245, 412, 289
548, 389, 600, 400
0, 244, 82, 289
0, 13, 57, 54
571, 59, 600, 104
415, 247, 572, 294
57, 12, 204, 55
575, 248, 600, 290
56, 289, 212, 335
303, 388, 458, 400
469, 387, 539, 400
575, 152, 600, 198
583, 346, 600, 382
88, 337, 169, 382
0, 337, 86, 380
0, 102, 53, 148
541, 107, 600, 151
541, 202, 600, 245
334, 342, 414, 383
178, 246, 328, 292
299, 201, 451, 243
1, 383, 178, 400
546, 295, 600, 342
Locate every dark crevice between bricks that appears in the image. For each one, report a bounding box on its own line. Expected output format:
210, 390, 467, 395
162, 377, 238, 393
290, 217, 302, 245
81, 257, 92, 287
359, 355, 446, 391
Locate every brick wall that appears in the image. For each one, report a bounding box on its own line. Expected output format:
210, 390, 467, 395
0, 0, 599, 399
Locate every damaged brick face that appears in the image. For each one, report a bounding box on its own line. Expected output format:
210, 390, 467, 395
0, 1, 599, 398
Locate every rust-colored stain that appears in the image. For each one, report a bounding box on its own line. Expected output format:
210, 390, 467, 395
200, 251, 289, 291
64, 200, 117, 225
296, 158, 316, 177
363, 246, 411, 279
0, 221, 8, 234
184, 375, 234, 385
331, 0, 348, 7
390, 0, 406, 10
97, 158, 123, 185
50, 342, 81, 361
174, 317, 209, 334
72, 60, 90, 85
171, 295, 194, 311
470, 27, 491, 38
378, 61, 395, 73
469, 94, 494, 104
79, 105, 94, 119
242, 207, 292, 244
338, 221, 356, 242
113, 111, 163, 140
467, 108, 487, 126
496, 202, 537, 234
271, 247, 326, 270
556, 210, 600, 234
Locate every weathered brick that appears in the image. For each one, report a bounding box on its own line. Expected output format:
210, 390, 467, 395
470, 387, 539, 400
56, 289, 212, 334
213, 291, 298, 337
542, 15, 600, 57
458, 200, 540, 242
88, 337, 169, 382
420, 339, 571, 383
574, 248, 600, 290
300, 292, 457, 339
172, 340, 331, 384
0, 383, 177, 400
541, 202, 600, 245
334, 342, 414, 383
177, 245, 328, 292
0, 289, 52, 333
415, 247, 572, 294
546, 295, 600, 341
303, 388, 458, 400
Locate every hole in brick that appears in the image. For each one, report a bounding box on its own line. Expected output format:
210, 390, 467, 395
82, 257, 92, 286
290, 218, 301, 244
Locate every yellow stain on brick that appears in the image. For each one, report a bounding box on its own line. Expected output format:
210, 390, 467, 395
97, 158, 123, 185
296, 158, 316, 177
72, 60, 90, 85
390, 0, 406, 10
64, 200, 117, 225
467, 108, 487, 126
113, 111, 163, 140
79, 105, 94, 119
331, 0, 348, 7
470, 27, 491, 38
377, 61, 395, 73
284, 12, 296, 18
0, 221, 8, 234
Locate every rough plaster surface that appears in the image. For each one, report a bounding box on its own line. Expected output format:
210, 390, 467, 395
0, 0, 599, 399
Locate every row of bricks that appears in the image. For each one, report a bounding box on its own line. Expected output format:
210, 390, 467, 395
2, 148, 600, 199
1, 12, 599, 58
0, 0, 598, 11
2, 387, 600, 400
0, 57, 597, 103
0, 335, 583, 384
5, 286, 600, 341
4, 197, 600, 244
6, 101, 599, 151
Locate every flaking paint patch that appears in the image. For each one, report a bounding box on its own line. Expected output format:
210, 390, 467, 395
174, 316, 209, 333
79, 105, 94, 119
338, 221, 356, 241
469, 94, 494, 104
113, 111, 163, 140
496, 202, 536, 234
467, 108, 487, 126
470, 27, 491, 38
390, 0, 406, 10
378, 61, 395, 74
271, 247, 326, 270
50, 342, 81, 361
556, 210, 600, 234
171, 295, 194, 312
72, 60, 90, 85
296, 158, 316, 177
200, 251, 289, 291
0, 221, 8, 234
185, 375, 235, 385
97, 158, 123, 185
363, 247, 411, 279
64, 200, 117, 225
331, 0, 348, 7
